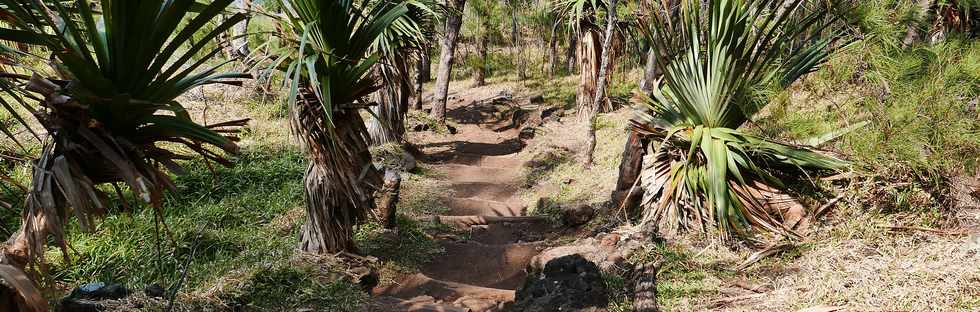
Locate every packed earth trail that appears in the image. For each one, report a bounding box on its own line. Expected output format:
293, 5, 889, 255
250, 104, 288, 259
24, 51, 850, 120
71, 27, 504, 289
371, 90, 555, 312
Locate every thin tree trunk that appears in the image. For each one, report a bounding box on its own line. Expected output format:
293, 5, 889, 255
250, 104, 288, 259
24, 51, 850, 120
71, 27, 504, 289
418, 45, 432, 83
414, 48, 427, 110
473, 35, 488, 87
221, 0, 251, 59
565, 35, 577, 73
639, 48, 658, 93
585, 0, 618, 167
548, 23, 560, 77
432, 0, 467, 124
510, 5, 526, 81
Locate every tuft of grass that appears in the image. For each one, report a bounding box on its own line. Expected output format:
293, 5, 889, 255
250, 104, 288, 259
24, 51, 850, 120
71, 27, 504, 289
355, 218, 444, 278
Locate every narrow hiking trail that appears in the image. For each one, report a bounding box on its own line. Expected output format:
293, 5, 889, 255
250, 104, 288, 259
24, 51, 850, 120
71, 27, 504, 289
372, 89, 555, 311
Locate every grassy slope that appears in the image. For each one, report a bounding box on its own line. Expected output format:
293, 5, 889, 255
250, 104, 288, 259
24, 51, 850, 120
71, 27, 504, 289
0, 85, 447, 310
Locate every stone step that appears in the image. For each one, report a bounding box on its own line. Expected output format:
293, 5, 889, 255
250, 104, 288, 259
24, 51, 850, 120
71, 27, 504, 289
445, 153, 524, 168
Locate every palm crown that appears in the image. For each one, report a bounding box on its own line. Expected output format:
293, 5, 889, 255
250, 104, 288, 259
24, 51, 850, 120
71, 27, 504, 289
634, 0, 855, 239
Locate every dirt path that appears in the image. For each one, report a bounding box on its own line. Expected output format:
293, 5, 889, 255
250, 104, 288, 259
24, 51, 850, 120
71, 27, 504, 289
373, 91, 552, 311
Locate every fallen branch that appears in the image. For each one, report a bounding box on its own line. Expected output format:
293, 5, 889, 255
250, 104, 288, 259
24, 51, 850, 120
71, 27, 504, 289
709, 293, 766, 308
813, 194, 845, 219
735, 242, 796, 272
879, 225, 971, 236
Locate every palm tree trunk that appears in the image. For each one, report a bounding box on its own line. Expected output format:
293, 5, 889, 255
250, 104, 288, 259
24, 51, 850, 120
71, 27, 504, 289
639, 48, 658, 93
414, 48, 427, 110
369, 59, 411, 145
584, 0, 618, 167
548, 22, 561, 77
432, 0, 467, 124
473, 35, 488, 87
418, 44, 432, 83
576, 29, 601, 116
565, 35, 577, 73
612, 130, 647, 213
294, 87, 380, 253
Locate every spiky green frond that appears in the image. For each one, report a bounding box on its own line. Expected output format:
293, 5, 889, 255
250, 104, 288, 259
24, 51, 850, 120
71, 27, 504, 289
634, 0, 857, 240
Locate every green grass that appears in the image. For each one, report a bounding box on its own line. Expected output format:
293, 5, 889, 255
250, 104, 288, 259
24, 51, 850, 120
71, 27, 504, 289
628, 242, 733, 311
33, 145, 386, 309
750, 2, 980, 213
49, 147, 306, 288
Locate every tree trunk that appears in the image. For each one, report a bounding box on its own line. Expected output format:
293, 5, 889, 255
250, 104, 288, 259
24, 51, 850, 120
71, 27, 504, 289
222, 0, 251, 60
510, 6, 526, 81
639, 48, 659, 93
294, 88, 381, 253
576, 29, 602, 116
418, 45, 432, 83
473, 35, 488, 87
633, 262, 659, 312
565, 35, 577, 74
584, 0, 618, 167
377, 170, 401, 229
432, 0, 467, 124
368, 58, 411, 145
548, 23, 561, 77
414, 49, 427, 110
612, 130, 647, 214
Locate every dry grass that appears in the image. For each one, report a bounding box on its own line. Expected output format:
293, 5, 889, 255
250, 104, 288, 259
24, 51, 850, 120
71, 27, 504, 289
644, 207, 980, 311
518, 108, 631, 215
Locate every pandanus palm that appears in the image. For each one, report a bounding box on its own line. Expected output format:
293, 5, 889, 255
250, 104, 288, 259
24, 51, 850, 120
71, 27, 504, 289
554, 0, 609, 113
634, 0, 855, 240
270, 0, 412, 252
366, 0, 435, 146
0, 0, 248, 270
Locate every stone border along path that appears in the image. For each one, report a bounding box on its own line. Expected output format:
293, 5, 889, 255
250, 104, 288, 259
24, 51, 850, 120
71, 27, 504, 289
372, 93, 555, 312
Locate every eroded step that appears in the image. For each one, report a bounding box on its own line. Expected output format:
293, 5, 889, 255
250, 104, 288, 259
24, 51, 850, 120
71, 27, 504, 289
445, 198, 524, 217
424, 215, 548, 228
448, 154, 524, 168
436, 164, 519, 183
368, 296, 468, 312
468, 222, 555, 245
421, 241, 542, 289
451, 139, 525, 156
450, 182, 518, 200
375, 273, 515, 302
